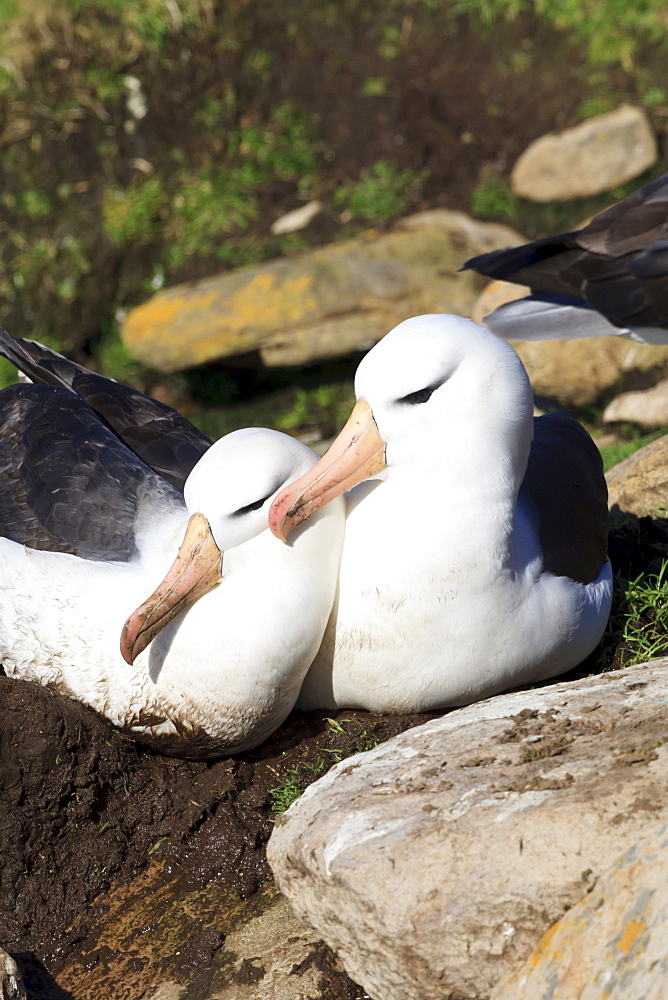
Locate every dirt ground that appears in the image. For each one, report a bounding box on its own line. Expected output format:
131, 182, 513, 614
0, 677, 440, 999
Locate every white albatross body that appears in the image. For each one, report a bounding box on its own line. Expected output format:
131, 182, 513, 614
0, 420, 344, 756
270, 314, 612, 713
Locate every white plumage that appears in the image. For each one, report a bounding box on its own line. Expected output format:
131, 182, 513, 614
0, 414, 343, 757
270, 314, 612, 712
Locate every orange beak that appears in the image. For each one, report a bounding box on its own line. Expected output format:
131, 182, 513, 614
268, 398, 387, 542
120, 512, 223, 665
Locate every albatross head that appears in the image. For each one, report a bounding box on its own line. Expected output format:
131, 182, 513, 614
269, 314, 533, 541
120, 428, 322, 664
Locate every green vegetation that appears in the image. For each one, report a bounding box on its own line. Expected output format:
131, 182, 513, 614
603, 561, 668, 669
471, 177, 518, 221
0, 0, 212, 56
274, 384, 357, 435
452, 0, 668, 68
148, 835, 170, 855
270, 758, 326, 815
269, 717, 382, 815
597, 427, 668, 472
334, 160, 427, 223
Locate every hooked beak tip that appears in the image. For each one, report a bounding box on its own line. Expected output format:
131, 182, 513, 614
268, 499, 293, 543
120, 624, 138, 665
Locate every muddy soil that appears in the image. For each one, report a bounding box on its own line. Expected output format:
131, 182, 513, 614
0, 673, 441, 998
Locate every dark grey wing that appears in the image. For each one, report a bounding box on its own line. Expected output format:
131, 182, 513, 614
0, 328, 212, 492
520, 412, 609, 585
460, 234, 585, 299
0, 384, 185, 562
462, 172, 668, 337
0, 327, 103, 390
463, 172, 668, 291
62, 375, 212, 491
584, 238, 668, 328
577, 171, 668, 256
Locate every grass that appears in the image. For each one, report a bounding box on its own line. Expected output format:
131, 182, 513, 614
334, 160, 427, 223
451, 0, 668, 68
270, 758, 326, 816
601, 561, 668, 670
596, 427, 668, 473
619, 562, 668, 665
471, 177, 518, 221
269, 717, 382, 816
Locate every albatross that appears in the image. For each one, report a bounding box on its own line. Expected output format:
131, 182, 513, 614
462, 171, 668, 344
0, 351, 344, 758
269, 314, 612, 712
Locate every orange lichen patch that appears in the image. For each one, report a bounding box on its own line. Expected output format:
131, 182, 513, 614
616, 918, 647, 956
124, 293, 197, 341
224, 270, 317, 330
526, 919, 563, 970
122, 268, 322, 370
121, 288, 223, 366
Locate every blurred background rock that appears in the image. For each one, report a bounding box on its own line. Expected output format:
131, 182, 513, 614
0, 0, 667, 460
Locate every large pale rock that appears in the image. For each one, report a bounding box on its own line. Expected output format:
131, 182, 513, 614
603, 377, 668, 428
491, 822, 668, 1000
0, 949, 25, 1000
513, 337, 668, 407
606, 434, 668, 518
268, 659, 668, 1000
511, 105, 657, 201
121, 211, 522, 372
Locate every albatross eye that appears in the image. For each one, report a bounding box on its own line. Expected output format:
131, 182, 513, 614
232, 493, 274, 517
397, 378, 446, 406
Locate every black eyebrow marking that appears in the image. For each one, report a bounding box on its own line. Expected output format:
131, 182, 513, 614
231, 492, 274, 518
397, 376, 448, 406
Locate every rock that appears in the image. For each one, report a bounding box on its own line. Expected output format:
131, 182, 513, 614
268, 658, 668, 1000
121, 211, 523, 372
270, 200, 322, 235
603, 377, 668, 428
470, 277, 528, 326
208, 895, 350, 1000
490, 822, 668, 1000
0, 949, 25, 1000
511, 337, 668, 407
606, 434, 668, 519
511, 105, 657, 201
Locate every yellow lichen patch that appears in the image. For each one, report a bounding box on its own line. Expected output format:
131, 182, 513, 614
124, 294, 191, 345
121, 288, 222, 365
616, 917, 647, 956
527, 919, 561, 970
223, 270, 318, 331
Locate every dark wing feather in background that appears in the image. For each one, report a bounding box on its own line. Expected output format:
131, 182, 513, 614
0, 384, 185, 561
0, 328, 212, 491
462, 172, 668, 342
